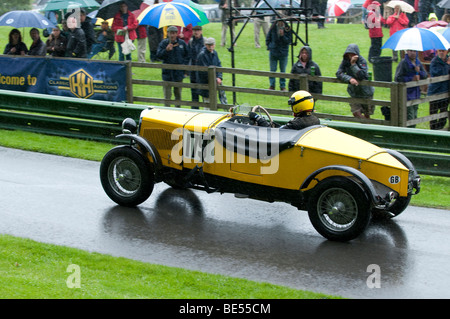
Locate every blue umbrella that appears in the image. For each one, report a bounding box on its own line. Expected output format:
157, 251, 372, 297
434, 27, 450, 43
382, 27, 450, 51
0, 10, 56, 29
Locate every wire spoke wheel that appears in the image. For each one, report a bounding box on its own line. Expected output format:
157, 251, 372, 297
308, 177, 371, 241
108, 157, 142, 197
100, 146, 154, 207
317, 188, 358, 232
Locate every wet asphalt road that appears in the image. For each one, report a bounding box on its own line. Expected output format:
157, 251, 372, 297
1, 146, 449, 299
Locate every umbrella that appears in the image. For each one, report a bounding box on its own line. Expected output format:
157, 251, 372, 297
132, 2, 150, 21
433, 27, 450, 42
382, 27, 450, 51
327, 0, 351, 17
0, 10, 57, 29
172, 0, 209, 26
97, 0, 144, 20
415, 20, 448, 29
137, 2, 201, 28
43, 0, 100, 11
385, 1, 415, 14
437, 0, 450, 9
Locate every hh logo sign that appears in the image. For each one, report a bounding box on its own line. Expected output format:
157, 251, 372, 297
69, 69, 94, 99
48, 68, 120, 99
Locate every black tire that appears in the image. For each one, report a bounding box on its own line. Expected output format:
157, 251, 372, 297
100, 146, 154, 207
308, 177, 372, 242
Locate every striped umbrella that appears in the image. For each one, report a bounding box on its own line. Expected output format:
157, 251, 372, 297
327, 0, 351, 17
137, 2, 200, 28
382, 27, 450, 51
172, 0, 209, 26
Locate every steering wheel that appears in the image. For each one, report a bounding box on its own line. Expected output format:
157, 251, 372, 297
252, 105, 274, 127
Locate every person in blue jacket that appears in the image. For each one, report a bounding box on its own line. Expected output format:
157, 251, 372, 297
157, 25, 189, 107
394, 50, 428, 127
427, 49, 449, 130
266, 20, 292, 91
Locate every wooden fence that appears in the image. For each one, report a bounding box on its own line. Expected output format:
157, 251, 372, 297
128, 61, 449, 129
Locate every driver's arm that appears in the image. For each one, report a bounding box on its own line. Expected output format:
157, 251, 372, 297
248, 112, 271, 127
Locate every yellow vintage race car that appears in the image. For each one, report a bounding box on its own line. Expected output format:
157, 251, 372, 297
100, 106, 421, 242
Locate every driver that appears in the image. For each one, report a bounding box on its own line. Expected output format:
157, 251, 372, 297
248, 90, 320, 130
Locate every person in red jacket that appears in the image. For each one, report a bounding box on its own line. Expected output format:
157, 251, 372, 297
366, 1, 385, 63
386, 5, 409, 62
111, 1, 138, 61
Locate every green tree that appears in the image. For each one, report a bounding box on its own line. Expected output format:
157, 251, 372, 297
0, 0, 32, 16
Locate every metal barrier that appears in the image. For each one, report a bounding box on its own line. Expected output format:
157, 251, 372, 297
0, 89, 448, 177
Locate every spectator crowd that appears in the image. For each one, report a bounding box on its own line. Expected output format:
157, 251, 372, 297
1, 0, 449, 129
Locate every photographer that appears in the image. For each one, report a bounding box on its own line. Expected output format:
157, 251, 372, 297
156, 25, 189, 107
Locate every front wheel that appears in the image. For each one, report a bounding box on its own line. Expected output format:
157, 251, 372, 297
307, 177, 372, 242
100, 146, 154, 207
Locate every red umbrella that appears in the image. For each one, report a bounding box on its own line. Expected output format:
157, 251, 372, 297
327, 0, 351, 17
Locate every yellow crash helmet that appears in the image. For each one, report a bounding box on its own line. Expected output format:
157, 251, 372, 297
288, 90, 314, 115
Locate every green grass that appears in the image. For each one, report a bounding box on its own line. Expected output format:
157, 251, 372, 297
0, 234, 336, 299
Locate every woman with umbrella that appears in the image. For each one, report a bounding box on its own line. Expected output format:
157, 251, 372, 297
3, 29, 28, 56
111, 1, 138, 61
386, 4, 409, 62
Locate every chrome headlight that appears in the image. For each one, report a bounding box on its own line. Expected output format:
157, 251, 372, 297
122, 118, 137, 134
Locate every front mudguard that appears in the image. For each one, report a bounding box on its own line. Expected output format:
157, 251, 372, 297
300, 165, 384, 206
116, 133, 163, 182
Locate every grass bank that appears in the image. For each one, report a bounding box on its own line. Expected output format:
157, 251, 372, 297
0, 234, 335, 299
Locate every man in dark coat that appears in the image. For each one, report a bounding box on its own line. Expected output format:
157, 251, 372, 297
266, 20, 291, 91
80, 9, 96, 55
336, 43, 375, 118
196, 37, 223, 104
156, 25, 189, 107
65, 15, 87, 58
27, 28, 46, 56
188, 25, 204, 106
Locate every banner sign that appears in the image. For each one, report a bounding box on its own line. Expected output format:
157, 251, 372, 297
0, 56, 127, 102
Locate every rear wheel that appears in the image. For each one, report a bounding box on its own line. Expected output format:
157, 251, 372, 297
308, 177, 371, 242
100, 146, 154, 207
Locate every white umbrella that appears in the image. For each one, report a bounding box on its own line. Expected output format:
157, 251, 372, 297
386, 1, 415, 14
